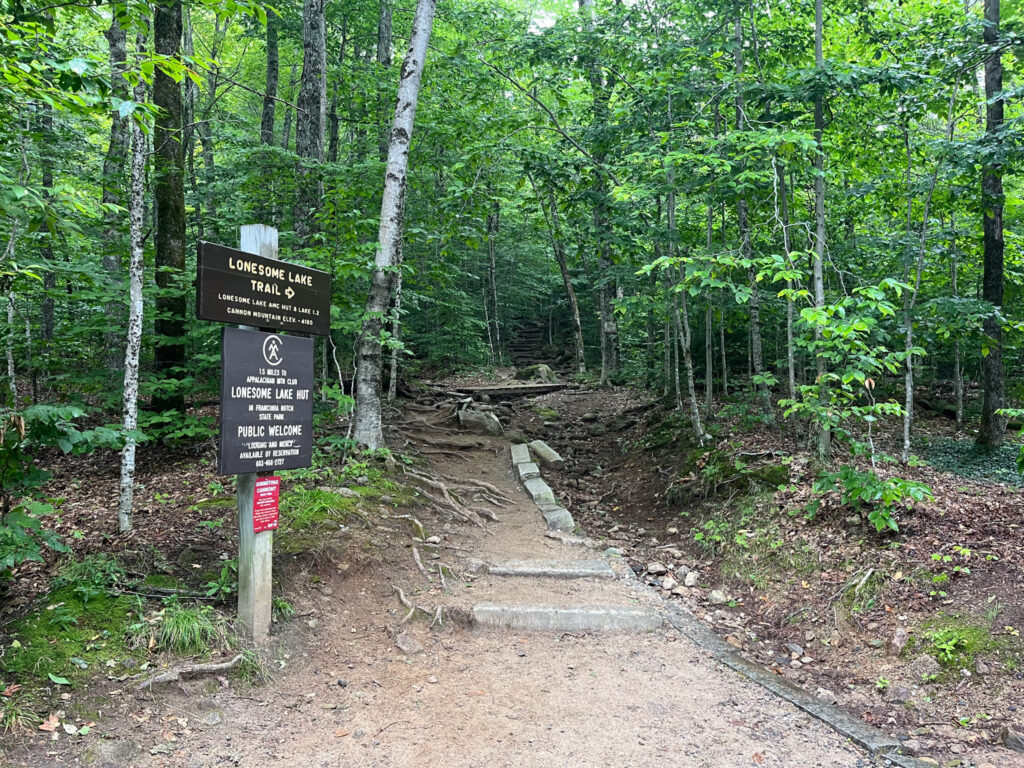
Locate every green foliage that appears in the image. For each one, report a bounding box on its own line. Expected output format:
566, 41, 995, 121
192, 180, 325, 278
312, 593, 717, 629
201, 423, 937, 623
281, 487, 355, 529
924, 624, 993, 669
0, 406, 126, 577
917, 435, 1023, 486
810, 466, 933, 533
689, 496, 816, 589
136, 410, 217, 446
203, 559, 237, 602
153, 601, 229, 655
271, 597, 295, 624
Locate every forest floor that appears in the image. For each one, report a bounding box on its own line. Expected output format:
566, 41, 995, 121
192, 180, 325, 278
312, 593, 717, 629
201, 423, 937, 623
1, 376, 1022, 767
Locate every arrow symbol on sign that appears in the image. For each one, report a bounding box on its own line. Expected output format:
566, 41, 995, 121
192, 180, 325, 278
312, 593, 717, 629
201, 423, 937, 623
285, 286, 295, 299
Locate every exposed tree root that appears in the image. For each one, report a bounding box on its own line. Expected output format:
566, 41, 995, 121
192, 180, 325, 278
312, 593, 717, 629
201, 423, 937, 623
137, 654, 244, 692
413, 447, 473, 460
403, 468, 488, 528
477, 508, 500, 523
398, 431, 485, 449
411, 545, 428, 575
442, 476, 511, 501
392, 585, 443, 627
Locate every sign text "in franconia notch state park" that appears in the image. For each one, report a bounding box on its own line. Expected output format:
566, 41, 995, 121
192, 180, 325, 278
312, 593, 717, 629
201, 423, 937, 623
218, 327, 314, 475
197, 241, 331, 335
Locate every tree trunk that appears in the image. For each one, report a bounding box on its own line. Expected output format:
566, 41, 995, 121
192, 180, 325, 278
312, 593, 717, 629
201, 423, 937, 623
294, 0, 327, 247
667, 173, 704, 443
549, 191, 585, 374
811, 0, 829, 455
662, 318, 670, 398
720, 318, 728, 396
486, 202, 501, 364
734, 17, 771, 419
705, 303, 713, 419
38, 108, 55, 346
581, 0, 617, 385
377, 0, 393, 160
118, 62, 148, 532
352, 0, 437, 450
5, 293, 15, 405
776, 161, 797, 402
327, 20, 349, 165
528, 173, 585, 374
261, 13, 279, 145
152, 0, 187, 413
672, 301, 682, 411
101, 18, 129, 373
705, 203, 714, 418
979, 0, 1005, 445
281, 64, 298, 151
386, 267, 402, 401
673, 283, 704, 445
951, 214, 964, 427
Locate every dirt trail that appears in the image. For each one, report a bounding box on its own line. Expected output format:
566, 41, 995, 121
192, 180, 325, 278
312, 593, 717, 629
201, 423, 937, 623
9, 431, 877, 768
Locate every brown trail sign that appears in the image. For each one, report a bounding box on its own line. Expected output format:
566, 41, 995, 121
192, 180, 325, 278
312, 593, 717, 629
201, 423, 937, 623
197, 240, 331, 335
198, 225, 331, 644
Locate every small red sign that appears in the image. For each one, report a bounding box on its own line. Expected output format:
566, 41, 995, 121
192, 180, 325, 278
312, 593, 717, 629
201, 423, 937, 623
253, 476, 281, 533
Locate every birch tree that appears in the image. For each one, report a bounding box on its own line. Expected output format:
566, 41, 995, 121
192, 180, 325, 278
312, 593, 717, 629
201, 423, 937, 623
118, 42, 148, 532
353, 0, 438, 449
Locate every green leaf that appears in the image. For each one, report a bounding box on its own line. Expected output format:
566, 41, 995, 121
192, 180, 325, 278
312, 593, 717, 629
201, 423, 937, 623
48, 673, 70, 685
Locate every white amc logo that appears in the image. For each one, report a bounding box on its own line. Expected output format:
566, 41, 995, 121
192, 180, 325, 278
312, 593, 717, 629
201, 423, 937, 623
262, 335, 284, 367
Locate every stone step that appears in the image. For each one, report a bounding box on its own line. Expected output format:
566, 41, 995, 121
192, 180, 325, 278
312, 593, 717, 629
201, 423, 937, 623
471, 602, 663, 633
488, 559, 615, 579
523, 476, 556, 504
537, 503, 574, 531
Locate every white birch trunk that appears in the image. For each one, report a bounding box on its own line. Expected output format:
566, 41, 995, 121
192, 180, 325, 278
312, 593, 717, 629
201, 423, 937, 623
117, 72, 148, 532
812, 0, 830, 457
387, 268, 402, 401
352, 0, 436, 449
720, 319, 728, 396
5, 293, 15, 405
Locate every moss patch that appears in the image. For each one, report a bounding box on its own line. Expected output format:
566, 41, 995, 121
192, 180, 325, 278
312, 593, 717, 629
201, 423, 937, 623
913, 612, 1020, 673
2, 586, 145, 691
532, 406, 561, 421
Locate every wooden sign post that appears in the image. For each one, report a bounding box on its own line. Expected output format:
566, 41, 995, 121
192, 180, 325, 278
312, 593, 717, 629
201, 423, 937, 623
237, 224, 278, 643
197, 225, 331, 643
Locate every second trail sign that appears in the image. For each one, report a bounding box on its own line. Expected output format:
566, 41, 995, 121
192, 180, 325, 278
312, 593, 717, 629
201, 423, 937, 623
218, 327, 314, 475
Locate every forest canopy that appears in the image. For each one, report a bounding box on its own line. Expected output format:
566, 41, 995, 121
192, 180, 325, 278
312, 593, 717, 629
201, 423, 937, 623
1, 0, 1021, 544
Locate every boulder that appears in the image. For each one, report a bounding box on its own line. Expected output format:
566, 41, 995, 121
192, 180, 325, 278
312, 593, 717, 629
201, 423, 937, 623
908, 653, 942, 681
515, 364, 557, 382
814, 688, 838, 706
458, 409, 503, 436
1001, 726, 1024, 754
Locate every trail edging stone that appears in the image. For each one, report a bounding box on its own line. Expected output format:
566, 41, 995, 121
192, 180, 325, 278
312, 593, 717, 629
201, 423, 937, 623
527, 440, 564, 469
